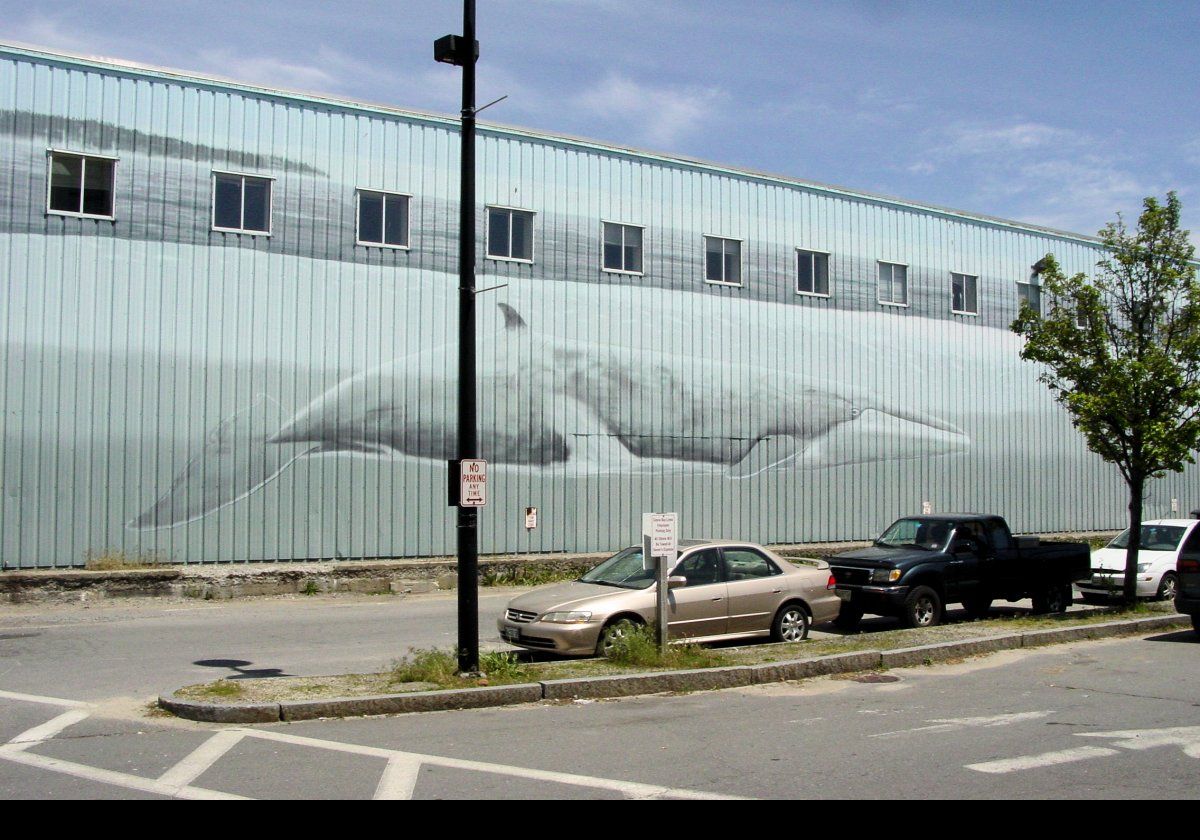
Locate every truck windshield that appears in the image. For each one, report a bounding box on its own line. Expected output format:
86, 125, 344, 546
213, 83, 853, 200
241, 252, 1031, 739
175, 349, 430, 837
1108, 525, 1187, 552
876, 518, 953, 550
579, 547, 658, 589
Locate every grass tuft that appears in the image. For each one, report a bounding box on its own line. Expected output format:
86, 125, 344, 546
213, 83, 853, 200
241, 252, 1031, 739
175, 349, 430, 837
604, 624, 730, 670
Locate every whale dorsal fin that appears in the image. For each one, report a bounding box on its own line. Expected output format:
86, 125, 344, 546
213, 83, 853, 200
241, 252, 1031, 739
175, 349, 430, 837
499, 303, 527, 331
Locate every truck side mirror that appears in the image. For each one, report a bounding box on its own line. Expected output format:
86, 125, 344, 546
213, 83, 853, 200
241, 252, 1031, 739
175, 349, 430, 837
954, 540, 978, 554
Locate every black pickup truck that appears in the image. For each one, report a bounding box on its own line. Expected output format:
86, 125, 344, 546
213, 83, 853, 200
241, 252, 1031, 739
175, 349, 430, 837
829, 514, 1091, 629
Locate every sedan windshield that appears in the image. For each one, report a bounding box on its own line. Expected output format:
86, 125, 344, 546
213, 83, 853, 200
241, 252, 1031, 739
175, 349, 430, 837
876, 518, 953, 551
1108, 525, 1187, 552
579, 547, 657, 590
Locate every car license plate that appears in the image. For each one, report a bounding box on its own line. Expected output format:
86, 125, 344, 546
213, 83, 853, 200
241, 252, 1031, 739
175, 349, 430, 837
836, 587, 853, 602
502, 627, 520, 643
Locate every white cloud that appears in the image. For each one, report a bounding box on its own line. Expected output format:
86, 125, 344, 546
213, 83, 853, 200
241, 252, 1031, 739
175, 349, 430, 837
575, 74, 725, 148
911, 119, 1163, 234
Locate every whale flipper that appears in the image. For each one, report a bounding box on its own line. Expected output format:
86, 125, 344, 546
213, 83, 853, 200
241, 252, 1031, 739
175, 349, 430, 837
726, 436, 803, 479
499, 302, 527, 330
128, 395, 307, 529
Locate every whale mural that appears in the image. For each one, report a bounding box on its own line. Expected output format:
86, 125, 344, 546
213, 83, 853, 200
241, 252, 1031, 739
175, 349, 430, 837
129, 300, 971, 529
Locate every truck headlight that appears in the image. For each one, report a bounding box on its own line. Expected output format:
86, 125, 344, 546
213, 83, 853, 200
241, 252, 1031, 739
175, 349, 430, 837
870, 569, 902, 584
541, 611, 593, 623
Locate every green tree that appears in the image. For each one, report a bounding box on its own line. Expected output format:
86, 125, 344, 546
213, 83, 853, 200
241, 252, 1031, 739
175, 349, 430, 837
1012, 192, 1200, 604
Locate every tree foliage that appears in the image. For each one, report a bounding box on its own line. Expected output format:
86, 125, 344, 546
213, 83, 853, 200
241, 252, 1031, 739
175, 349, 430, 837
1012, 192, 1200, 602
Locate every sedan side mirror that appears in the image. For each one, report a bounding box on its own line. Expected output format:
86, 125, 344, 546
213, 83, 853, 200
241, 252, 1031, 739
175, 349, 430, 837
667, 575, 688, 589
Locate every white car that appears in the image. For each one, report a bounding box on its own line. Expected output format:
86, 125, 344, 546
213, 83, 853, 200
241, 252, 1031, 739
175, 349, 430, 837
1078, 519, 1200, 602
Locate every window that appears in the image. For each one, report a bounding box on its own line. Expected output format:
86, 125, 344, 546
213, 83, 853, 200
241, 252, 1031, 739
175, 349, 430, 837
1017, 281, 1042, 316
602, 222, 643, 274
877, 261, 908, 306
486, 207, 534, 261
357, 190, 410, 248
673, 549, 723, 587
47, 151, 116, 219
704, 236, 741, 285
212, 172, 272, 234
796, 249, 830, 296
723, 548, 781, 580
951, 272, 978, 315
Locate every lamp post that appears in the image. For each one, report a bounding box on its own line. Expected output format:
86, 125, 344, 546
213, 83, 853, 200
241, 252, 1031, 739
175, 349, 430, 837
435, 1, 481, 675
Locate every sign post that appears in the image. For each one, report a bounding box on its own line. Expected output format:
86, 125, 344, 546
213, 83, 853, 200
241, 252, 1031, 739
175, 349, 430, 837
642, 512, 678, 651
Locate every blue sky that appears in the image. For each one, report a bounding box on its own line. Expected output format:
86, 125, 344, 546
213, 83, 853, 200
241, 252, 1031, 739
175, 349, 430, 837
4, 0, 1199, 236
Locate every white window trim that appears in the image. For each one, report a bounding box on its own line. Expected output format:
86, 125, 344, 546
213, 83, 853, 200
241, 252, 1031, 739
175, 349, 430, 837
877, 260, 910, 307
45, 149, 119, 221
485, 204, 536, 264
703, 234, 743, 288
355, 188, 412, 250
601, 220, 646, 276
795, 247, 832, 298
950, 271, 980, 317
211, 170, 275, 236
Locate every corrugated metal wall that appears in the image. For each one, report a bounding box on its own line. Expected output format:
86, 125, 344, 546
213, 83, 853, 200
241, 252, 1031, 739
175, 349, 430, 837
1, 45, 1193, 568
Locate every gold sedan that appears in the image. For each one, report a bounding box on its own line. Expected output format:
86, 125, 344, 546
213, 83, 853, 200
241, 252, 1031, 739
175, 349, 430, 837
498, 539, 842, 657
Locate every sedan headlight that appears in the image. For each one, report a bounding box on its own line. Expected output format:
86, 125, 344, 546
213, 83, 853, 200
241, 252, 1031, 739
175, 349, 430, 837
1137, 564, 1150, 573
540, 611, 593, 624
870, 568, 902, 584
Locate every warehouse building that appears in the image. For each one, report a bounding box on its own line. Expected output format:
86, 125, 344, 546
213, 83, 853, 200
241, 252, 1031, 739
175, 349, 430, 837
0, 43, 1184, 568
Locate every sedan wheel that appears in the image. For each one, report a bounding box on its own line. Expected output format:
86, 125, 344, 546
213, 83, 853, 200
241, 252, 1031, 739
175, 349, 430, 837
595, 617, 642, 658
1157, 573, 1178, 601
772, 604, 810, 643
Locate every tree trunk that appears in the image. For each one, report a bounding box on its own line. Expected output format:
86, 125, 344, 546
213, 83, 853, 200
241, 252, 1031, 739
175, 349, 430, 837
1123, 474, 1145, 605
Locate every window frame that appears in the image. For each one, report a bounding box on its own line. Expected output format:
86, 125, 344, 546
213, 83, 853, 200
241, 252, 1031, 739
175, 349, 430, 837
950, 271, 979, 316
45, 149, 118, 221
702, 234, 743, 287
601, 220, 646, 276
795, 247, 831, 298
355, 188, 412, 250
1017, 279, 1043, 316
211, 170, 274, 236
485, 205, 536, 264
877, 260, 910, 308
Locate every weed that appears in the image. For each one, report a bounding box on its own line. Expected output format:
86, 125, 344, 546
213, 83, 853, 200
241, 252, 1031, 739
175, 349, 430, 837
83, 550, 164, 571
189, 679, 245, 699
604, 624, 730, 670
480, 566, 581, 587
390, 649, 461, 686
301, 579, 320, 596
479, 651, 528, 681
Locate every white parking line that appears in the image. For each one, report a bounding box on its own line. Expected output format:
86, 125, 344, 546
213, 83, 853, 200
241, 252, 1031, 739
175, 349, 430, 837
157, 730, 247, 789
0, 689, 92, 709
873, 711, 1053, 738
965, 746, 1119, 774
244, 728, 748, 800
8, 709, 93, 745
374, 756, 423, 800
0, 747, 249, 799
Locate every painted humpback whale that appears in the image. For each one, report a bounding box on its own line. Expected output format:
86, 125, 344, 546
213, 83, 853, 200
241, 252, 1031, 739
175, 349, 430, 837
129, 303, 968, 529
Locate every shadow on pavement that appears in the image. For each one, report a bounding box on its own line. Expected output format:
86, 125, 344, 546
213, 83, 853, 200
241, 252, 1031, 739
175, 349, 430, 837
193, 658, 291, 679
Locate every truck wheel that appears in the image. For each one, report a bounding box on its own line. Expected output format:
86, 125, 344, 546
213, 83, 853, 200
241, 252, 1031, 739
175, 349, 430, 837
771, 604, 810, 643
833, 605, 864, 632
1032, 585, 1071, 615
1156, 573, 1178, 601
962, 596, 992, 620
901, 586, 943, 628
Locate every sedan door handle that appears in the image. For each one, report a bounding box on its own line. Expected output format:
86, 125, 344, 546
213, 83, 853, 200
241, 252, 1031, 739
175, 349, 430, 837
771, 588, 783, 594
711, 597, 724, 602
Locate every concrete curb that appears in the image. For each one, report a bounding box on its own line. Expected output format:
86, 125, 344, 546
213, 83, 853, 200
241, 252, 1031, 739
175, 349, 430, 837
160, 613, 1191, 722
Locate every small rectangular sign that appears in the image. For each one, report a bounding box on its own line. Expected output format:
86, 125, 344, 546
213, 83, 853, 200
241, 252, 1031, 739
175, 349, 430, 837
922, 500, 933, 515
642, 512, 678, 558
525, 506, 538, 529
460, 458, 487, 507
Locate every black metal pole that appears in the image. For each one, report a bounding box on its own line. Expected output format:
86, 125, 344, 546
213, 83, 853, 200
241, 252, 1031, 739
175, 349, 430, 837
456, 0, 480, 675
